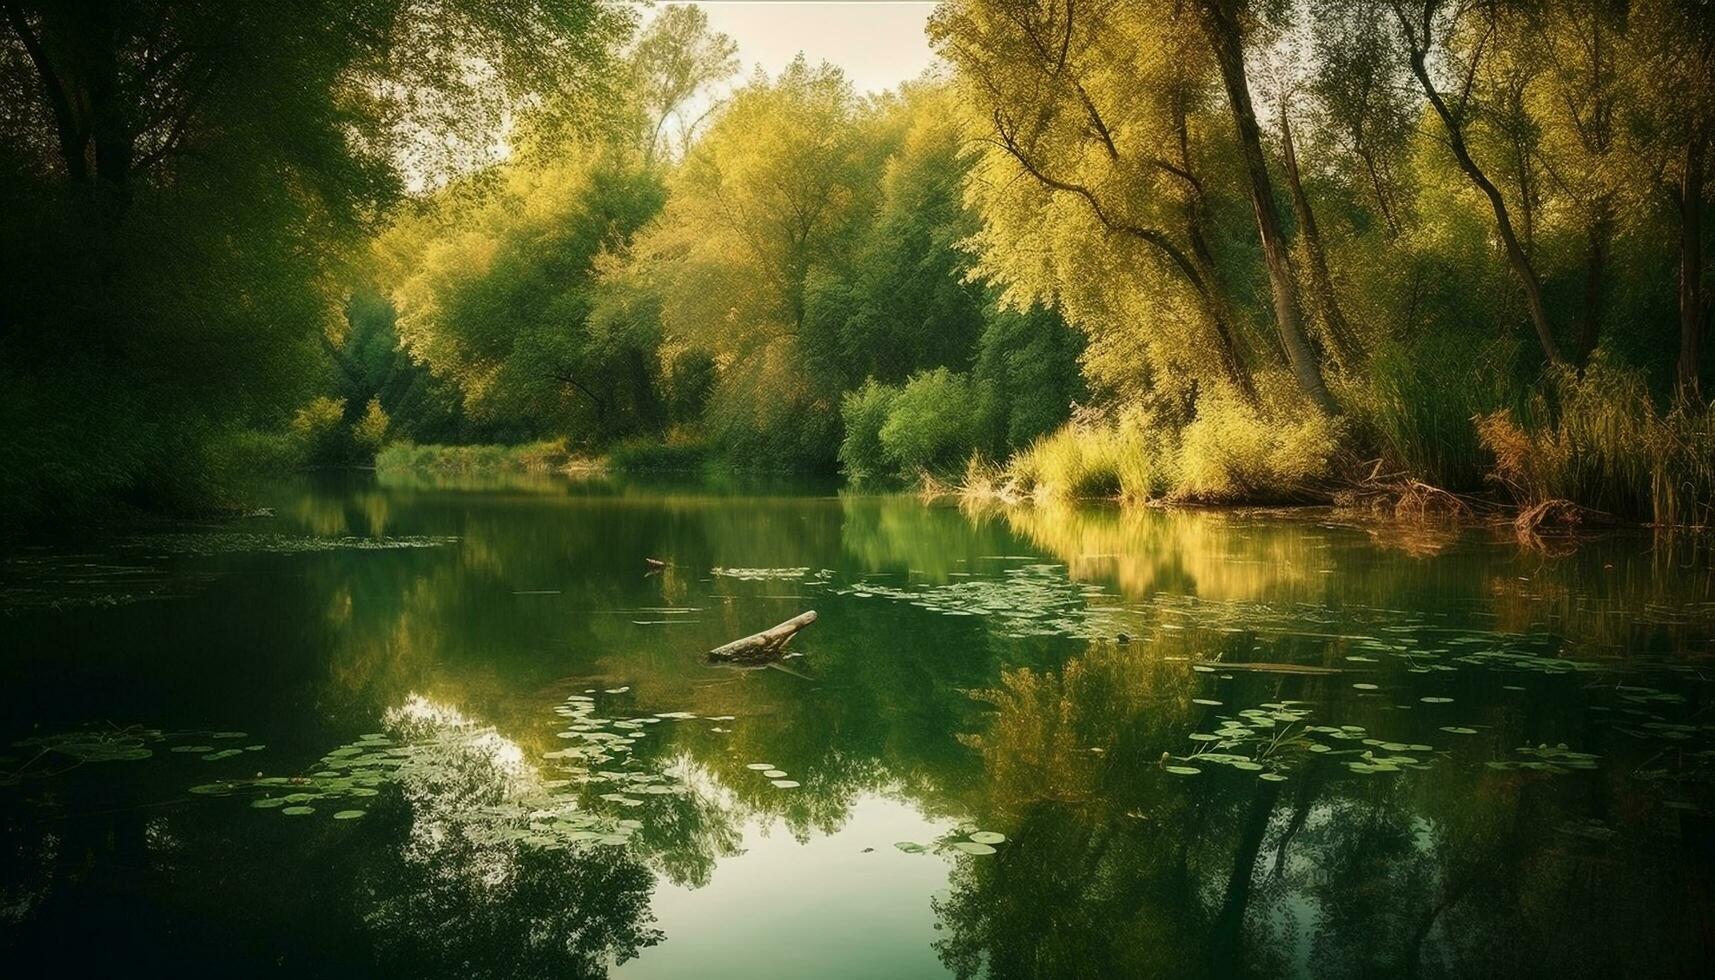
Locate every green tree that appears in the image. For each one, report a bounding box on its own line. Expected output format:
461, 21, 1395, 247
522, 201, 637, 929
0, 0, 630, 519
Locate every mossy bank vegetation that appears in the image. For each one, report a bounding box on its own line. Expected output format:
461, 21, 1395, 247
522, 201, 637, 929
2, 2, 1712, 532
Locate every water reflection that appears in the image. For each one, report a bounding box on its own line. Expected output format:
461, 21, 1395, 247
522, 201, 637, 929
358, 696, 664, 979
1, 475, 1711, 977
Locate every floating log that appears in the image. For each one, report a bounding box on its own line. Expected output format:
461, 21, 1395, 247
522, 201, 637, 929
708, 611, 817, 663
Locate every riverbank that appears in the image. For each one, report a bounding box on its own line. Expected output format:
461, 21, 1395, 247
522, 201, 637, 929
920, 376, 1715, 534
374, 440, 607, 477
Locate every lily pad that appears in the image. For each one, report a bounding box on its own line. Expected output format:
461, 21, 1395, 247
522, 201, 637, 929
951, 841, 997, 855
969, 831, 1005, 844
333, 809, 365, 820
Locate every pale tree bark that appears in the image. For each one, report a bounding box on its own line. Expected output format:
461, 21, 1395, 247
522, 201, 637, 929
1198, 0, 1339, 415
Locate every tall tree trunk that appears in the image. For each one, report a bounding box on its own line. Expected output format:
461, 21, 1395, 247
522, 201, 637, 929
1200, 0, 1339, 415
1572, 206, 1609, 368
2, 0, 88, 181
1281, 107, 1364, 370
1393, 3, 1565, 366
1680, 131, 1707, 400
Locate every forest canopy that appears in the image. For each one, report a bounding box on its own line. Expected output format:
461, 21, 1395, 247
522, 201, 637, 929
2, 0, 1711, 528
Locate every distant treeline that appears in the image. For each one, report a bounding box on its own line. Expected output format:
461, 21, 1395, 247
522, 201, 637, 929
2, 2, 1711, 527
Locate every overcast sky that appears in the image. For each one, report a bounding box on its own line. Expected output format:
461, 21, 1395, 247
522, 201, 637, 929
655, 1, 941, 95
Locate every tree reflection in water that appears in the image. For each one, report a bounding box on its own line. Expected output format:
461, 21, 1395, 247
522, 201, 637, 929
4, 481, 1714, 977
355, 696, 665, 977
934, 634, 1714, 979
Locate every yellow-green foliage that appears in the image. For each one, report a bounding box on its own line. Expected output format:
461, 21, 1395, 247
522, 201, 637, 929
878, 369, 982, 475
352, 398, 391, 456
1007, 409, 1167, 504
1177, 379, 1344, 502
983, 380, 1340, 505
839, 380, 899, 481
290, 396, 348, 464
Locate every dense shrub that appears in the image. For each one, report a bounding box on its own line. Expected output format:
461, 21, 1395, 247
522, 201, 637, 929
703, 348, 841, 472
1177, 378, 1344, 501
838, 380, 900, 481
877, 369, 982, 475
1008, 410, 1162, 502
373, 440, 582, 474
352, 398, 392, 458
291, 397, 351, 466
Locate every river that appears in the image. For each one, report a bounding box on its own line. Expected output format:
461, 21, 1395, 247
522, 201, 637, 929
2, 472, 1711, 977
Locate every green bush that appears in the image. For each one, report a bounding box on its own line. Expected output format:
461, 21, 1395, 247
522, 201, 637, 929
1177, 376, 1343, 501
701, 348, 841, 472
878, 368, 982, 475
838, 380, 900, 481
290, 396, 350, 465
351, 397, 391, 459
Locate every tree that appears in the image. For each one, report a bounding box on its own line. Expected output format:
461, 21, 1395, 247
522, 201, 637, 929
1388, 0, 1567, 366
0, 0, 630, 518
1197, 0, 1341, 412
1308, 0, 1417, 236
628, 4, 739, 165
385, 147, 669, 443
1624, 0, 1713, 399
629, 57, 874, 465
931, 0, 1267, 407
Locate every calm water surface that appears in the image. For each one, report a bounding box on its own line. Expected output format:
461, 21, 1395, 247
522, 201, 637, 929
3, 473, 1713, 978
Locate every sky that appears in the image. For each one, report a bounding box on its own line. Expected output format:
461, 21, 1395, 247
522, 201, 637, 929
656, 1, 941, 95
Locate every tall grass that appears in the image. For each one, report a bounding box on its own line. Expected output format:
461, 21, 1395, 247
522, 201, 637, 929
964, 377, 1342, 505
1176, 379, 1343, 501
1476, 357, 1714, 528
1007, 414, 1163, 502
606, 437, 710, 473
1352, 335, 1517, 490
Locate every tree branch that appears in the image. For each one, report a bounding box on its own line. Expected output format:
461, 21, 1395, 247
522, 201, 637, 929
3, 0, 87, 180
